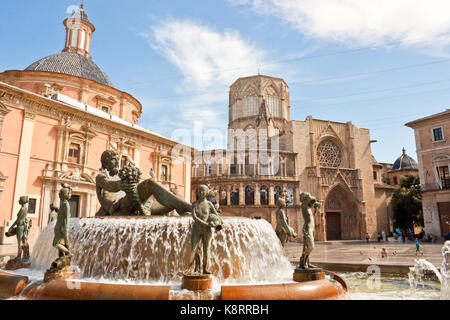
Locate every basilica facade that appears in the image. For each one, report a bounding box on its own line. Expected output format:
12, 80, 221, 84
0, 6, 192, 252
192, 75, 407, 241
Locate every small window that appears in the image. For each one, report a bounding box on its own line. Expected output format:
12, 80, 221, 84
393, 176, 398, 185
68, 143, 80, 163
438, 166, 450, 189
28, 198, 37, 214
161, 165, 168, 181
373, 171, 378, 181
121, 156, 128, 168
102, 106, 110, 113
230, 187, 239, 205
433, 127, 444, 141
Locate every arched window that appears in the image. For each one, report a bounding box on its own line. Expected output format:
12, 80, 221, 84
231, 103, 238, 121
245, 186, 255, 205
219, 189, 227, 206
230, 187, 239, 205
274, 186, 282, 203
243, 96, 258, 117
316, 139, 342, 168
160, 164, 168, 181
230, 155, 237, 175
245, 155, 254, 176
286, 188, 294, 205
264, 86, 280, 117
68, 143, 81, 164
260, 186, 269, 205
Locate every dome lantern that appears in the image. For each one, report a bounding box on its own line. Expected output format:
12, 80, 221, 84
62, 2, 95, 59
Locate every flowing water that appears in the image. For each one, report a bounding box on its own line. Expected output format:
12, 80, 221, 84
30, 217, 294, 285
340, 240, 450, 300
407, 241, 450, 300
339, 272, 440, 300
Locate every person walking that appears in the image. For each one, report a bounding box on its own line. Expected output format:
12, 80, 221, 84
415, 240, 423, 257
365, 232, 369, 244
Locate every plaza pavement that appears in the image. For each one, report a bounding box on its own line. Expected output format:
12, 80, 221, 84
284, 240, 445, 274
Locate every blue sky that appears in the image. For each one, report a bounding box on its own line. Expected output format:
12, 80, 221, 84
1, 0, 450, 163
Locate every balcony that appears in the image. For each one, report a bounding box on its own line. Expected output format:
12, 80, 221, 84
421, 181, 450, 192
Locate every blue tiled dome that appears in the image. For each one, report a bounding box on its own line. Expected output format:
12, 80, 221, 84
25, 52, 114, 87
390, 148, 418, 172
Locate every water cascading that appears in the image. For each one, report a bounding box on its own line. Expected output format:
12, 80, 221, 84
408, 241, 450, 300
31, 217, 294, 284
442, 241, 450, 300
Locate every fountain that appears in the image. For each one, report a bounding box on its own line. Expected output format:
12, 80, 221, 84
0, 150, 347, 300
408, 241, 450, 300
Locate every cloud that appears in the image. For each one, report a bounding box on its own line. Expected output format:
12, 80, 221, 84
146, 18, 267, 88
230, 0, 450, 48
140, 18, 274, 133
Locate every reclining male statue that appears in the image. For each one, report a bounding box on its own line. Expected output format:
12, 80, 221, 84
95, 150, 192, 216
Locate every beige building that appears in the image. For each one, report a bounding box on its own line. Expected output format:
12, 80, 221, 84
406, 109, 450, 238
192, 75, 398, 241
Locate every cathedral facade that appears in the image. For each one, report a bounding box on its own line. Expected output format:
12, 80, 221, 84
192, 75, 400, 241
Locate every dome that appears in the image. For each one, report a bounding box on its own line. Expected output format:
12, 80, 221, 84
25, 52, 114, 87
390, 148, 418, 172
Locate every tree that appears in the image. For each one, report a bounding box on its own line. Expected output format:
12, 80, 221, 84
391, 175, 423, 230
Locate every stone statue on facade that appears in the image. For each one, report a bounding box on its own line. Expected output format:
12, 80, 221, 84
275, 198, 297, 246
298, 192, 321, 270
48, 203, 58, 224
4, 196, 32, 269
95, 149, 192, 216
187, 185, 224, 275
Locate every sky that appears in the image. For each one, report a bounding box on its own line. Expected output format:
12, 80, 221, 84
1, 0, 450, 163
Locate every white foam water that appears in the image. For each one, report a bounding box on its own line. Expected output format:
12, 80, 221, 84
408, 241, 450, 300
30, 217, 294, 284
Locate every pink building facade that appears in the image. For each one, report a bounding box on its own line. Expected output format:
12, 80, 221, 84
0, 6, 192, 252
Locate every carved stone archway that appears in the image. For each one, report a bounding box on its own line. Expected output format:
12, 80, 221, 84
324, 184, 360, 240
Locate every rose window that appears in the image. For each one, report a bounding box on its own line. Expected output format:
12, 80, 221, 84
317, 140, 342, 168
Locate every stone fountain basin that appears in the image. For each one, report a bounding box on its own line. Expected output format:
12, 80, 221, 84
0, 270, 346, 300
1, 216, 347, 299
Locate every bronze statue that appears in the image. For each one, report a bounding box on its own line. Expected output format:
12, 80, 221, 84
298, 192, 321, 270
187, 185, 223, 275
48, 203, 58, 224
95, 149, 192, 216
275, 198, 297, 246
51, 183, 73, 269
5, 196, 32, 265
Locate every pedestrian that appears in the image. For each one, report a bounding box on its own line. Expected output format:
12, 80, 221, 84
415, 240, 423, 257
377, 233, 382, 243
365, 232, 369, 244
381, 230, 386, 242
381, 248, 387, 258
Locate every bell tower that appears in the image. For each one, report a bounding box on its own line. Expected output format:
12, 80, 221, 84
62, 2, 95, 59
228, 75, 290, 132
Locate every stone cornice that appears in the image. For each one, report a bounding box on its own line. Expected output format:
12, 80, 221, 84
0, 70, 141, 113
0, 98, 11, 117
0, 81, 192, 153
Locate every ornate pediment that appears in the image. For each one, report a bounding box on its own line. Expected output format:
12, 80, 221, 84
58, 168, 96, 184
320, 167, 358, 189
319, 122, 340, 139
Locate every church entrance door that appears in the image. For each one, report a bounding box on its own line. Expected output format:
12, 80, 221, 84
326, 212, 341, 240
